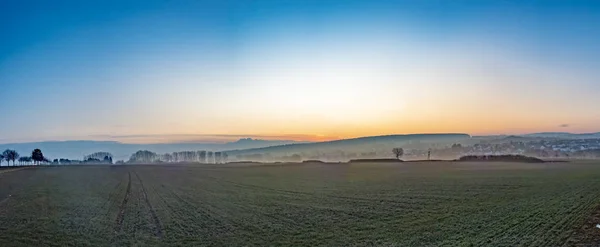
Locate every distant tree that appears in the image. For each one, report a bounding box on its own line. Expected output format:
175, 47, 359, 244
162, 153, 173, 163
128, 150, 158, 163
9, 150, 19, 166
19, 156, 32, 166
214, 152, 222, 164
83, 157, 100, 164
392, 148, 404, 160
53, 159, 59, 164
0, 153, 4, 166
84, 152, 113, 162
103, 155, 113, 164
18, 157, 26, 166
31, 149, 44, 165
222, 152, 228, 163
207, 151, 213, 164
199, 151, 207, 163
59, 158, 72, 165
451, 143, 463, 151
2, 149, 10, 166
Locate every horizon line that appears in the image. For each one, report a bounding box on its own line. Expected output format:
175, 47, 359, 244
1, 131, 599, 145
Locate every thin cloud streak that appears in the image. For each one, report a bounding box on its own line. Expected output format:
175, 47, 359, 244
86, 133, 340, 144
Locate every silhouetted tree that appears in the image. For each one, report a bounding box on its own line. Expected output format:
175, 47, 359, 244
392, 148, 404, 160
222, 152, 228, 163
2, 149, 10, 166
162, 153, 173, 163
8, 150, 19, 166
31, 149, 44, 165
451, 143, 463, 151
199, 151, 207, 163
103, 155, 113, 164
19, 156, 31, 166
214, 152, 222, 164
128, 150, 158, 163
207, 151, 213, 164
84, 152, 113, 161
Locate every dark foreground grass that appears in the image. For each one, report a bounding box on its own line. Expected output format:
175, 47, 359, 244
1, 161, 600, 246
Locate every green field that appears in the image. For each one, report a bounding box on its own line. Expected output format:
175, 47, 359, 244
1, 161, 599, 246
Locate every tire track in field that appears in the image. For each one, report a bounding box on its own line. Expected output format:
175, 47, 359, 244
133, 170, 164, 238
0, 167, 29, 175
114, 172, 131, 233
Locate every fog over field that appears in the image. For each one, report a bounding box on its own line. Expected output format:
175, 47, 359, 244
2, 132, 600, 164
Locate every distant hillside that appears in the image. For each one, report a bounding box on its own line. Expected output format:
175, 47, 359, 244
522, 132, 600, 139
0, 139, 304, 161
226, 133, 471, 156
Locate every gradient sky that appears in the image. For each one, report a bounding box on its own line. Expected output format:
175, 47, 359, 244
1, 0, 600, 144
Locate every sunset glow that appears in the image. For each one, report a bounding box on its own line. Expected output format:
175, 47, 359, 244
1, 1, 599, 144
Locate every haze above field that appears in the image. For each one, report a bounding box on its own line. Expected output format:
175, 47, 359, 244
0, 138, 305, 161
2, 132, 600, 161
1, 1, 600, 143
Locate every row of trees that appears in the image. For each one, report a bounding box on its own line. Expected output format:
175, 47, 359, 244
82, 152, 113, 164
1, 149, 19, 166
0, 149, 47, 166
127, 150, 229, 164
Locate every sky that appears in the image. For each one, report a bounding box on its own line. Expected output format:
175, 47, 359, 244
1, 0, 600, 144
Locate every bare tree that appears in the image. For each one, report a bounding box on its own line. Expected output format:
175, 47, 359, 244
392, 148, 404, 160
207, 151, 213, 164
199, 151, 207, 163
215, 152, 222, 164
222, 152, 228, 163
2, 149, 11, 166
8, 150, 19, 166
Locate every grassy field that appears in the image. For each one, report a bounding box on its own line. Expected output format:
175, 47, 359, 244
1, 161, 600, 246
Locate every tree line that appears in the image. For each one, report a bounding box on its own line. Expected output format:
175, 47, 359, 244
127, 150, 228, 164
0, 148, 49, 166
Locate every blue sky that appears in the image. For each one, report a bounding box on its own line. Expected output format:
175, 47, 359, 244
1, 0, 600, 143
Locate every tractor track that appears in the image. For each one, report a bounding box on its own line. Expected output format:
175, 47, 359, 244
133, 170, 164, 238
114, 171, 131, 233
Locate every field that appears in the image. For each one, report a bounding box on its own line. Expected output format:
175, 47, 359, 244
1, 161, 600, 246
